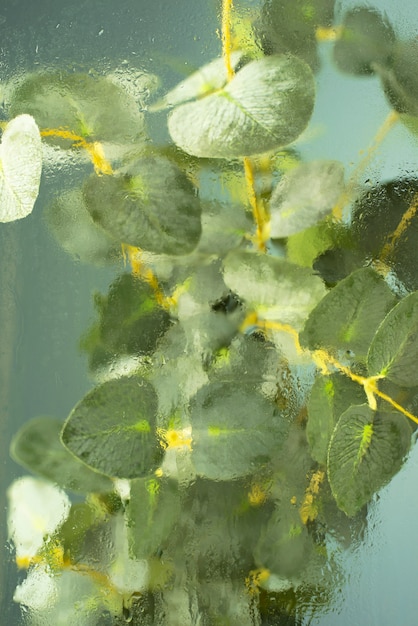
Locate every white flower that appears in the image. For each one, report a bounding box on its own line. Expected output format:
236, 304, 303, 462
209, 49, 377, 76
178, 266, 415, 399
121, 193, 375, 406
7, 477, 71, 563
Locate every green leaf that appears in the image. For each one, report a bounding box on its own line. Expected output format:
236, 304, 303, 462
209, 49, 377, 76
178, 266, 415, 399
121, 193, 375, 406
333, 7, 395, 76
80, 273, 171, 373
307, 374, 366, 465
10, 416, 113, 494
167, 55, 315, 158
367, 291, 418, 387
328, 405, 411, 516
255, 504, 312, 578
222, 249, 326, 328
190, 382, 287, 480
379, 39, 418, 118
270, 160, 345, 237
44, 189, 121, 266
150, 52, 243, 111
300, 267, 397, 360
255, 0, 335, 72
350, 178, 418, 292
0, 114, 42, 222
61, 376, 163, 479
83, 156, 202, 255
9, 72, 145, 146
126, 478, 181, 560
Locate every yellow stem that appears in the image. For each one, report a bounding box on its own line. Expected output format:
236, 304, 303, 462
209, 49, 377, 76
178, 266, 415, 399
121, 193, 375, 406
122, 244, 169, 309
40, 128, 113, 175
332, 110, 399, 220
379, 191, 418, 264
222, 0, 235, 81
243, 157, 269, 251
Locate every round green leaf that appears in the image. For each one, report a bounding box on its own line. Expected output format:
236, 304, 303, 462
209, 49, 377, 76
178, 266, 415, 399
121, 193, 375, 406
351, 178, 418, 292
0, 114, 42, 222
368, 291, 418, 387
300, 267, 397, 360
150, 52, 243, 111
333, 7, 395, 76
61, 376, 162, 479
255, 0, 335, 72
379, 39, 418, 118
10, 416, 113, 494
222, 249, 326, 328
269, 160, 345, 237
126, 478, 181, 560
9, 72, 146, 147
168, 55, 315, 158
307, 374, 366, 465
44, 189, 121, 266
190, 382, 287, 480
80, 273, 171, 373
83, 156, 202, 255
328, 405, 411, 516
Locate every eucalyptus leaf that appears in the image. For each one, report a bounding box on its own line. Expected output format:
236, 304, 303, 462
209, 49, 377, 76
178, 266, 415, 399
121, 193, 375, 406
168, 55, 315, 158
190, 382, 287, 480
255, 505, 312, 578
150, 52, 243, 111
307, 374, 366, 465
328, 405, 411, 516
269, 160, 345, 237
255, 0, 335, 71
333, 7, 395, 76
80, 273, 171, 373
10, 416, 113, 494
126, 478, 181, 560
222, 249, 326, 328
62, 376, 162, 479
44, 189, 121, 265
300, 267, 397, 360
83, 156, 202, 255
0, 114, 42, 222
367, 291, 418, 387
379, 39, 418, 118
10, 72, 145, 147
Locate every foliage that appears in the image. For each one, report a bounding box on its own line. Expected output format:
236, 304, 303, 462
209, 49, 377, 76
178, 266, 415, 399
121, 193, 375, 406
4, 1, 418, 625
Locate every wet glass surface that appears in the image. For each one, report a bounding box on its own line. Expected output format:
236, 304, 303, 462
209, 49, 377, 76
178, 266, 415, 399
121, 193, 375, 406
1, 1, 418, 624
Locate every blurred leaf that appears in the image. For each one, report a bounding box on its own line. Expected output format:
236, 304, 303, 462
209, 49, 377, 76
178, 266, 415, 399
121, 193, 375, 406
44, 189, 121, 265
80, 273, 170, 373
150, 52, 243, 111
351, 178, 418, 291
328, 405, 411, 516
0, 114, 42, 222
379, 39, 418, 118
255, 504, 312, 578
255, 0, 335, 71
83, 156, 202, 255
300, 267, 397, 360
222, 249, 326, 328
333, 7, 395, 76
270, 160, 344, 237
307, 374, 366, 465
126, 478, 181, 559
368, 291, 418, 387
9, 72, 145, 147
190, 382, 287, 480
168, 55, 315, 158
10, 416, 113, 494
62, 376, 163, 479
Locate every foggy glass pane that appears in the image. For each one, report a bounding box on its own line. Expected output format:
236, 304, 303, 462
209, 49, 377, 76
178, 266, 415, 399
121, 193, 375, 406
2, 1, 418, 625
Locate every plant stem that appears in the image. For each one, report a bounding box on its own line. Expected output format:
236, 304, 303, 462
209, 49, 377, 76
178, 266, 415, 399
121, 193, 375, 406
41, 128, 113, 175
332, 110, 399, 220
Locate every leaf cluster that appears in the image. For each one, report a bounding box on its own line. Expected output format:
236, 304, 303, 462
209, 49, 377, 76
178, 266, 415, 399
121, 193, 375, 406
5, 1, 418, 625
